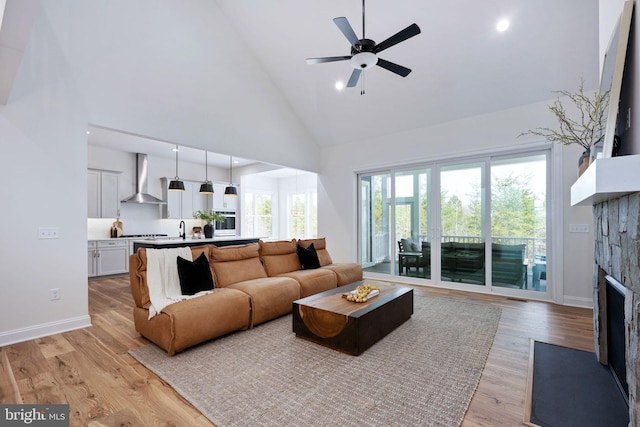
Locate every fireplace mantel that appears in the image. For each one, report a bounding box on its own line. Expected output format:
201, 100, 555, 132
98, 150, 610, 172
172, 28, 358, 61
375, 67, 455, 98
571, 154, 640, 206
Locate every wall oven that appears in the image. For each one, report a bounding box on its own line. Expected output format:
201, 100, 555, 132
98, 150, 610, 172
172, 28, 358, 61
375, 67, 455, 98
214, 210, 237, 236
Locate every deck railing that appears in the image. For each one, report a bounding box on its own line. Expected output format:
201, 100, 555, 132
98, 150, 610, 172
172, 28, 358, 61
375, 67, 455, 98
368, 233, 546, 266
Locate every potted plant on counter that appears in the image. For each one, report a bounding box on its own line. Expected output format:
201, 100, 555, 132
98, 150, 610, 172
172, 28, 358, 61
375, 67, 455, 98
519, 80, 609, 176
193, 210, 226, 238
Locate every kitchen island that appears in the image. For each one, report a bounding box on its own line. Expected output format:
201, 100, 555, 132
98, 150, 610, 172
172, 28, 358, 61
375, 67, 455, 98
132, 236, 260, 253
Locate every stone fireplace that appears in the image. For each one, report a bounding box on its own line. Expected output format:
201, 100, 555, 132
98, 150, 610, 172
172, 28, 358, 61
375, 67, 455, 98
593, 193, 640, 424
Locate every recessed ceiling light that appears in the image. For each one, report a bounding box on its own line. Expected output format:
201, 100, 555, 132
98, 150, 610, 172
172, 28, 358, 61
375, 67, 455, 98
86, 130, 91, 135
335, 81, 345, 91
497, 19, 510, 32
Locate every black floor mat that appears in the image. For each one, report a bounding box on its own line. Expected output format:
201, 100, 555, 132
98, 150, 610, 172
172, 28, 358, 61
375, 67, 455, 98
530, 341, 629, 427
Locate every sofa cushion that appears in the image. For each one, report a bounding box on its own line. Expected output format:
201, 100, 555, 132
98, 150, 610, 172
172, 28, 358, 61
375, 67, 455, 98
209, 243, 268, 287
133, 288, 252, 355
259, 239, 301, 276
177, 252, 214, 295
279, 268, 337, 297
227, 277, 300, 327
297, 238, 333, 266
321, 263, 364, 287
297, 242, 321, 270
401, 238, 419, 252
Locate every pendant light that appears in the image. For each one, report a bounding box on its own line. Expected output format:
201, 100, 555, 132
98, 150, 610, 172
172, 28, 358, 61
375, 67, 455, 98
169, 145, 185, 191
199, 151, 214, 194
224, 155, 238, 195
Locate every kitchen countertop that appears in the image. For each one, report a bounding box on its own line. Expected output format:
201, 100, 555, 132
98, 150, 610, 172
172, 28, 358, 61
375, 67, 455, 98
131, 236, 263, 251
131, 236, 259, 244
88, 236, 262, 242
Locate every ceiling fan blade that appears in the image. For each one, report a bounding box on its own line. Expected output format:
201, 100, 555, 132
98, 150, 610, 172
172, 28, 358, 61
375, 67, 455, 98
374, 23, 421, 53
376, 58, 412, 77
306, 56, 351, 64
333, 17, 360, 48
346, 68, 362, 87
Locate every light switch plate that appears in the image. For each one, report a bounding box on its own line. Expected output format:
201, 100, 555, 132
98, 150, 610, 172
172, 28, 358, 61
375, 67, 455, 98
569, 223, 589, 233
38, 227, 60, 239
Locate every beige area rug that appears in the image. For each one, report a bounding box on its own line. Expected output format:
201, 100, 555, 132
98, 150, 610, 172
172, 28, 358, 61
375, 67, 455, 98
129, 295, 501, 427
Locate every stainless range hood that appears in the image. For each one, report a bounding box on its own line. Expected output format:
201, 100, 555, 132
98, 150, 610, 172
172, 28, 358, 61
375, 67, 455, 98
121, 153, 166, 204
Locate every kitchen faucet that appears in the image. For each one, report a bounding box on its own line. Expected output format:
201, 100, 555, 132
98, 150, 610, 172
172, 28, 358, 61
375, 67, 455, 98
179, 220, 186, 240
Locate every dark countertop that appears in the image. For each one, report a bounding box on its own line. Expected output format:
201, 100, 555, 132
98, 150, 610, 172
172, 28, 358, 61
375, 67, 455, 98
132, 236, 261, 251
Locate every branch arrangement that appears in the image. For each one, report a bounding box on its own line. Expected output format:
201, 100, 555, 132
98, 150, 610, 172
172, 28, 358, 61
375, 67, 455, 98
520, 80, 609, 151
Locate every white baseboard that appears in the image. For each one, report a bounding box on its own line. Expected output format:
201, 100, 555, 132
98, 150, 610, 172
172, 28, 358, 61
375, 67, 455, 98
561, 295, 593, 309
0, 315, 92, 347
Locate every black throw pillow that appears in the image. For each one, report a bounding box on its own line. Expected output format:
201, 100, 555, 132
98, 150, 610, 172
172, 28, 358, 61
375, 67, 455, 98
297, 242, 321, 270
177, 252, 214, 295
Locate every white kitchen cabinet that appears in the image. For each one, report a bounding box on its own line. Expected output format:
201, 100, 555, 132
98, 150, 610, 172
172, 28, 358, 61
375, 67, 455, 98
181, 182, 196, 218
88, 169, 121, 218
88, 240, 129, 276
162, 178, 211, 219
88, 241, 97, 277
223, 191, 238, 210
213, 183, 238, 210
190, 182, 208, 214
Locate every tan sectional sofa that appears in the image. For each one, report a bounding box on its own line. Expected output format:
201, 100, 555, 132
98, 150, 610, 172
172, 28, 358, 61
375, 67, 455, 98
129, 245, 253, 356
208, 243, 300, 327
258, 239, 337, 297
297, 238, 364, 286
129, 239, 362, 355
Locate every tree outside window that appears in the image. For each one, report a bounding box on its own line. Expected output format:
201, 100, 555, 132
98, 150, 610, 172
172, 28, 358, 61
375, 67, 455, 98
244, 192, 273, 237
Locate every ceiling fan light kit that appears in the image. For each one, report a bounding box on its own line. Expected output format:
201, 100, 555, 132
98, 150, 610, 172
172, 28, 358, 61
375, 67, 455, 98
306, 0, 421, 92
351, 51, 377, 69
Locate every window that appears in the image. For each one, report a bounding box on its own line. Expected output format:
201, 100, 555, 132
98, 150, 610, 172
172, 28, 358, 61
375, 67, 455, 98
358, 149, 549, 296
244, 192, 273, 238
288, 191, 317, 239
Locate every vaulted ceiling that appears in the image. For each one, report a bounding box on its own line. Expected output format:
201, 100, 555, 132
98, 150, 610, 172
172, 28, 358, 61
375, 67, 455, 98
217, 0, 600, 146
4, 0, 600, 166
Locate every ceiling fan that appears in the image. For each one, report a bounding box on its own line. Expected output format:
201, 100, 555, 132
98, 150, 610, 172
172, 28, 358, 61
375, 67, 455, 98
306, 0, 421, 90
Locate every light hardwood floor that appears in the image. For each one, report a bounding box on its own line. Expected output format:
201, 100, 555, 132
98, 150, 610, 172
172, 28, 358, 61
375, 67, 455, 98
0, 276, 593, 426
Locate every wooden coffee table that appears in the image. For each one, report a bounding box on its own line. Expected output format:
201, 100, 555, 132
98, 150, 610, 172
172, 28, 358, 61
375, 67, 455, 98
292, 281, 413, 355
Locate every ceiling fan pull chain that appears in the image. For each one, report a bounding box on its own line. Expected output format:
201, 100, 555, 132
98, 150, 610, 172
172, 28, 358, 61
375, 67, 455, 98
361, 71, 365, 95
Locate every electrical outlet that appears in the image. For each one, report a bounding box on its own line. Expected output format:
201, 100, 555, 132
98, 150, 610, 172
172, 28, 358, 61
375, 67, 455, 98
569, 223, 589, 233
50, 288, 60, 300
38, 227, 60, 239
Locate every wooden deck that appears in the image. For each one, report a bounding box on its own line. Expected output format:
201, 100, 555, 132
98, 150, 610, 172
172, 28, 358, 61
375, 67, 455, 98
0, 276, 593, 426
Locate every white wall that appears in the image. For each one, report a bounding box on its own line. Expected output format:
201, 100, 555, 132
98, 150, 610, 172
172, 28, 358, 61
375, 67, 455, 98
319, 100, 595, 307
40, 0, 321, 173
0, 8, 90, 345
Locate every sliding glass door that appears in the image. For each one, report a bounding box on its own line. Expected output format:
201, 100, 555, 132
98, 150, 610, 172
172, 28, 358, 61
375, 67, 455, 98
395, 169, 431, 279
440, 163, 485, 286
491, 154, 547, 291
358, 149, 549, 296
359, 172, 391, 274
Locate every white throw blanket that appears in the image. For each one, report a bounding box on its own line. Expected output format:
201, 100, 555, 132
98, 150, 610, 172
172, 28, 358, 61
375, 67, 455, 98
146, 247, 194, 319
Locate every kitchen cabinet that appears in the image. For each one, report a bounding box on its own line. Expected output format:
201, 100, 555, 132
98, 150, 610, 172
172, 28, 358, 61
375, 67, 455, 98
88, 240, 129, 276
88, 169, 121, 218
213, 183, 238, 210
88, 241, 97, 277
161, 178, 211, 219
